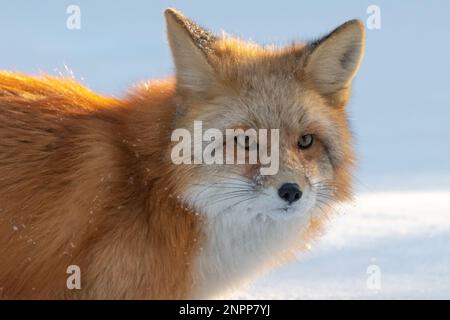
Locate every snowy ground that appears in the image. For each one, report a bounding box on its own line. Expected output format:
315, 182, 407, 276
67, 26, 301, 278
231, 190, 450, 299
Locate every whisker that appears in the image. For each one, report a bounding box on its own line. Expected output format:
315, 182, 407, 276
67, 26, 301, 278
217, 195, 260, 215
209, 194, 252, 207
190, 183, 254, 190
211, 174, 254, 185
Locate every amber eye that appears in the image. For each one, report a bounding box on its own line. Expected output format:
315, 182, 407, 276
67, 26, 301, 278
298, 134, 314, 150
234, 135, 258, 151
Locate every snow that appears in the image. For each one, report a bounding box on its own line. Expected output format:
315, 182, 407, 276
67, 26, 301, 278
231, 190, 450, 299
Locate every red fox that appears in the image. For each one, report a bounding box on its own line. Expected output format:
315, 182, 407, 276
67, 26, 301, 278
0, 8, 364, 299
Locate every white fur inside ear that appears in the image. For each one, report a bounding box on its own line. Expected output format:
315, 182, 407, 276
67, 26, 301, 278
305, 20, 365, 95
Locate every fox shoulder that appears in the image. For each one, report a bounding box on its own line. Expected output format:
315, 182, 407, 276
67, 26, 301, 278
0, 71, 119, 114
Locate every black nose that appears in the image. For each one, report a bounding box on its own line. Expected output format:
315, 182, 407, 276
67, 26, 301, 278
278, 183, 302, 204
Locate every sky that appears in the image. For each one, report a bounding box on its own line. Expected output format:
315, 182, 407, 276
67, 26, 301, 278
1, 0, 449, 191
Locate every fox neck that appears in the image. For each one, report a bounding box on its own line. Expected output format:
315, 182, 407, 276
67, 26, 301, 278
190, 205, 318, 298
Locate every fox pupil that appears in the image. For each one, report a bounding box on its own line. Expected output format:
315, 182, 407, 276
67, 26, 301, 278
298, 134, 314, 150
234, 135, 256, 151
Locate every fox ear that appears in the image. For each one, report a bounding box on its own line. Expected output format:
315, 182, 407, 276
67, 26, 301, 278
303, 20, 365, 108
165, 8, 217, 95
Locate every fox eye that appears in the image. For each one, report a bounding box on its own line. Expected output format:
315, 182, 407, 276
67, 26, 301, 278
298, 134, 314, 150
234, 135, 257, 151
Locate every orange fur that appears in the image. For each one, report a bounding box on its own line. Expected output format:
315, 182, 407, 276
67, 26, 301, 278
0, 73, 200, 299
0, 9, 364, 299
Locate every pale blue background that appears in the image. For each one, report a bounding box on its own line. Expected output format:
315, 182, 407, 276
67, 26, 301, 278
1, 1, 449, 191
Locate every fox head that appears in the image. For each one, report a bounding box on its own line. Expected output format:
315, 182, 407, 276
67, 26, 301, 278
166, 8, 364, 219
164, 9, 364, 291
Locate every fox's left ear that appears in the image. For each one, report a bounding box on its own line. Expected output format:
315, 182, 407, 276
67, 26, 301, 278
165, 8, 217, 95
303, 20, 365, 108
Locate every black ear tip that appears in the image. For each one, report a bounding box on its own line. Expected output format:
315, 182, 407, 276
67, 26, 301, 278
340, 19, 366, 36
309, 19, 365, 51
344, 19, 364, 27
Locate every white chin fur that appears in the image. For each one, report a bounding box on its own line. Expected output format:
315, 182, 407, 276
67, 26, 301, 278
183, 178, 319, 298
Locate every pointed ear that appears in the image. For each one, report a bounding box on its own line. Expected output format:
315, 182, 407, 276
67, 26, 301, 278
303, 20, 365, 107
165, 8, 217, 95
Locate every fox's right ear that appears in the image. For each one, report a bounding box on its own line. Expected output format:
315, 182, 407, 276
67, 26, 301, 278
303, 20, 365, 108
165, 8, 217, 95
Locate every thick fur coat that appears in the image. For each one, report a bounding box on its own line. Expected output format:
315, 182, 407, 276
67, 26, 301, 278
0, 9, 364, 299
